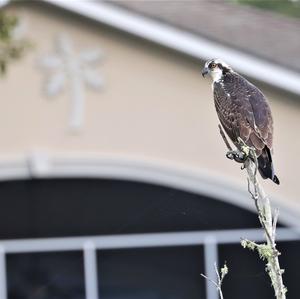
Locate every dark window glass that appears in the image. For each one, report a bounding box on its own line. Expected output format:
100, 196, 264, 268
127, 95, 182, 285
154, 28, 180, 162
98, 246, 205, 299
219, 243, 273, 299
0, 178, 295, 299
219, 240, 300, 299
0, 179, 260, 240
7, 251, 85, 299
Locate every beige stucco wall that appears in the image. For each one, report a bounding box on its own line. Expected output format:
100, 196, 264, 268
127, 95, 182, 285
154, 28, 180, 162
2, 3, 300, 210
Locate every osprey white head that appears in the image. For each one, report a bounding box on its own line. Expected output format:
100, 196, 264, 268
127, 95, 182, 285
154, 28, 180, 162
202, 58, 232, 82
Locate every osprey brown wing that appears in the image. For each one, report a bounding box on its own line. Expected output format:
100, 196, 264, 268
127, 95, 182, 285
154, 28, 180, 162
213, 74, 273, 156
247, 85, 274, 152
213, 72, 278, 184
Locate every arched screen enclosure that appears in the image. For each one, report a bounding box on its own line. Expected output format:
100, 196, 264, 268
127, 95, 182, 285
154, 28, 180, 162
0, 177, 299, 299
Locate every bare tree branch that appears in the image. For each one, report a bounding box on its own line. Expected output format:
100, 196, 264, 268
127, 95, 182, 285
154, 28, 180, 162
201, 262, 228, 299
219, 124, 287, 299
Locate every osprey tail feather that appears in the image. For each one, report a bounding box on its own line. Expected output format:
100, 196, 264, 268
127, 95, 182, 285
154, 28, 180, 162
257, 147, 280, 185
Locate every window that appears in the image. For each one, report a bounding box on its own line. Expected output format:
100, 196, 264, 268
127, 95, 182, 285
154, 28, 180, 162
0, 179, 297, 299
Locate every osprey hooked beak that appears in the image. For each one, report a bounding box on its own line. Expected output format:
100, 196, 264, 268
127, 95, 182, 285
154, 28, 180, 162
201, 67, 209, 78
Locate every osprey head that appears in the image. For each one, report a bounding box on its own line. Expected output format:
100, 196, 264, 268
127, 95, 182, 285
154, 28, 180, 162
201, 59, 232, 82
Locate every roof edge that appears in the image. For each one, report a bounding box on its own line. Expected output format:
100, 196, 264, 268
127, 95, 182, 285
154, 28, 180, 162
41, 0, 300, 95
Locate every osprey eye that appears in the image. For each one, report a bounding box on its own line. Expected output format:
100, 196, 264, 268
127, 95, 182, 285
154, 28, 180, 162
211, 63, 216, 68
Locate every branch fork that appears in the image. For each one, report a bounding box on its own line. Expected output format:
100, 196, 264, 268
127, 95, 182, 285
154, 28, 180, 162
201, 263, 228, 299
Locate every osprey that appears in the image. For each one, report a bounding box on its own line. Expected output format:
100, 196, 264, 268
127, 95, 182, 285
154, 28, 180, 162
202, 58, 280, 185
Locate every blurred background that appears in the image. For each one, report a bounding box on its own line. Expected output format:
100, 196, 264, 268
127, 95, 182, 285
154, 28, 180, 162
0, 0, 300, 299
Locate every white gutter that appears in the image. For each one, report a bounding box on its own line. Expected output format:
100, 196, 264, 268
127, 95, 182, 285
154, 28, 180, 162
42, 0, 300, 95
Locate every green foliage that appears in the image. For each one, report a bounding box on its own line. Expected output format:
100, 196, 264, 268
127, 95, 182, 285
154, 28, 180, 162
0, 11, 29, 75
0, 12, 17, 40
233, 0, 300, 19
